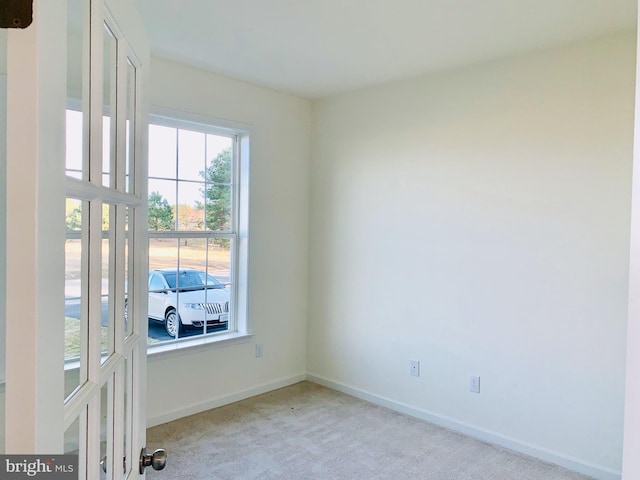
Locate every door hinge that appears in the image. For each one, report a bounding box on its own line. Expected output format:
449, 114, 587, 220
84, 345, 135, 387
0, 0, 33, 29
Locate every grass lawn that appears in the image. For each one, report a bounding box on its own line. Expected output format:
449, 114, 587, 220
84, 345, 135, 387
65, 317, 109, 358
65, 317, 160, 360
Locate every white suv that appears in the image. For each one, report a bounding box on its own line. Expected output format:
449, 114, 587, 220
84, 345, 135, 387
148, 268, 230, 337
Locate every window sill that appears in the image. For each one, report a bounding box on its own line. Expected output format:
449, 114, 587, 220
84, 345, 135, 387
61, 332, 254, 370
147, 331, 254, 362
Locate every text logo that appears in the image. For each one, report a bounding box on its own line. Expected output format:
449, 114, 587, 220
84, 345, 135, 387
0, 456, 78, 479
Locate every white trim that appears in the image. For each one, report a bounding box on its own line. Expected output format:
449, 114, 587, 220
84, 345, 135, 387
147, 332, 253, 360
146, 374, 305, 428
150, 106, 254, 137
0, 72, 6, 388
305, 373, 621, 480
5, 0, 67, 453
622, 8, 640, 480
236, 134, 250, 334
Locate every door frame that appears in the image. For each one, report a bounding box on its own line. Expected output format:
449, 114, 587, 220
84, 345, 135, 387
5, 0, 67, 452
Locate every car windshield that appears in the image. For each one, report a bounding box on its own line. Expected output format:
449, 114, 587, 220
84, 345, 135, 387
162, 271, 223, 289
197, 272, 224, 288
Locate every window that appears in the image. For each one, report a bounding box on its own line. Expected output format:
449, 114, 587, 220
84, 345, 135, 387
63, 110, 249, 353
147, 116, 249, 347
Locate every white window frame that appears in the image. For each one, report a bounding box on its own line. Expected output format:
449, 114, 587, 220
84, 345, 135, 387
146, 111, 251, 357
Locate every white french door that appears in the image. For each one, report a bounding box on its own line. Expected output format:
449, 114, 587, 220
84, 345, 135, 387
5, 1, 151, 478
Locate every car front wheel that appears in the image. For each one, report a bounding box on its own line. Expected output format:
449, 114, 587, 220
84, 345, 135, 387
164, 308, 183, 337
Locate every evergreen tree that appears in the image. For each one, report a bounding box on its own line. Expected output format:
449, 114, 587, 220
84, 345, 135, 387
201, 148, 232, 242
148, 191, 174, 230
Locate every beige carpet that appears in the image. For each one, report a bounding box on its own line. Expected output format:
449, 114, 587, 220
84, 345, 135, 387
146, 381, 594, 480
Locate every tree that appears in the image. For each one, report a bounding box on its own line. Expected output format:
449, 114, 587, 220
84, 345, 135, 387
200, 148, 231, 246
65, 199, 82, 231
176, 204, 204, 231
148, 191, 174, 230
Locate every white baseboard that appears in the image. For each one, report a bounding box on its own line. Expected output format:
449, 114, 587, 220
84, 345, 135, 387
305, 373, 621, 480
146, 373, 306, 428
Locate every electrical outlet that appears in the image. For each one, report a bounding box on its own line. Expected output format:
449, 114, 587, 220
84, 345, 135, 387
469, 375, 480, 393
410, 360, 420, 377
255, 343, 264, 358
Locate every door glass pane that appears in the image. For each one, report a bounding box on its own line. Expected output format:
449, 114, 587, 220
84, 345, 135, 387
66, 0, 86, 179
64, 407, 86, 479
101, 204, 114, 362
125, 59, 136, 193
102, 24, 117, 187
65, 199, 88, 400
124, 207, 133, 338
100, 380, 111, 480
66, 109, 84, 179
64, 413, 82, 455
123, 355, 132, 476
0, 27, 6, 454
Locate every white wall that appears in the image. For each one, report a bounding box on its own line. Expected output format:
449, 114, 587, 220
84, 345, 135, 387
308, 32, 635, 479
1, 30, 7, 383
623, 12, 640, 480
145, 58, 311, 425
0, 29, 7, 453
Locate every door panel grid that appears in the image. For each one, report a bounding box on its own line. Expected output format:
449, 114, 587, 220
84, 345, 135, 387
62, 1, 147, 478
4, 0, 147, 471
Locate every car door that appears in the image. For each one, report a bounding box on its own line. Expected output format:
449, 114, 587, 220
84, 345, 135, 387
148, 273, 168, 320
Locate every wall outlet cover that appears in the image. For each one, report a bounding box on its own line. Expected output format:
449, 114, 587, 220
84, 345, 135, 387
410, 360, 420, 377
469, 375, 480, 393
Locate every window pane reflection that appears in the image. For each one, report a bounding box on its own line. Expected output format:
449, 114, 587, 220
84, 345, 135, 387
102, 24, 117, 187
65, 198, 87, 400
125, 59, 136, 193
101, 204, 114, 362
66, 0, 85, 179
66, 109, 83, 179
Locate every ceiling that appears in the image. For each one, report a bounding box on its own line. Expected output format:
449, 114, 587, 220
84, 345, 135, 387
133, 0, 637, 99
